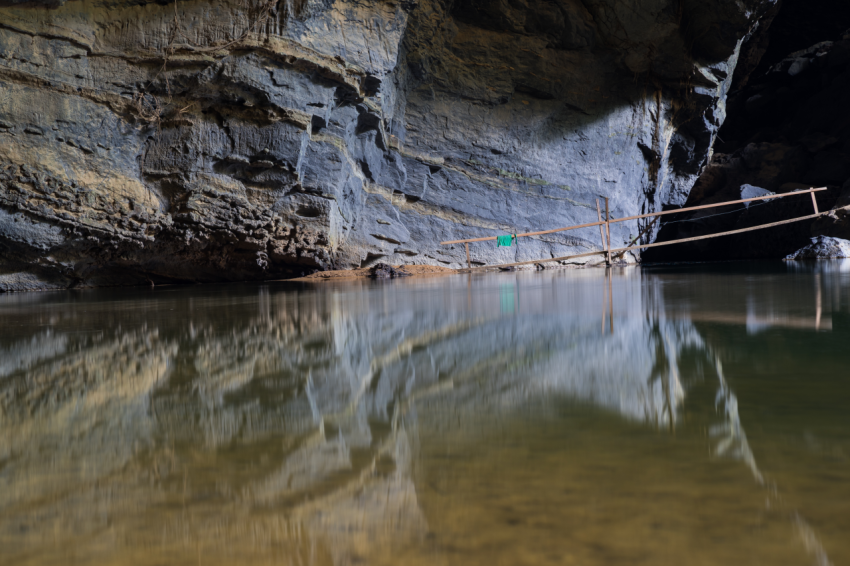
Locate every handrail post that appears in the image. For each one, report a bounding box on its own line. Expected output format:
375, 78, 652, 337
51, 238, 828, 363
811, 190, 819, 214
595, 199, 608, 264
465, 243, 471, 269
604, 197, 612, 265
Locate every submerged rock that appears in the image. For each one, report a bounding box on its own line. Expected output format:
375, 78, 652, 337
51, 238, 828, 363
785, 236, 850, 259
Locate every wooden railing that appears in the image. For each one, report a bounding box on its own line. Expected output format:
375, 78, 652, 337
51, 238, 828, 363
441, 187, 832, 271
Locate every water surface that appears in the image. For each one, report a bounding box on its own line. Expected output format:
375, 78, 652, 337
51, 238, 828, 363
2, 262, 850, 566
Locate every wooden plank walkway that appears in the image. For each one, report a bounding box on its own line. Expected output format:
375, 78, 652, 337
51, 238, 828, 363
440, 187, 835, 272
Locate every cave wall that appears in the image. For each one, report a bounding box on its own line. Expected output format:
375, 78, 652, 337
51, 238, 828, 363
646, 2, 850, 262
0, 0, 774, 290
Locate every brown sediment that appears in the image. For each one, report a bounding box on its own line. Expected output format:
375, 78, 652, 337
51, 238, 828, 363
287, 264, 457, 282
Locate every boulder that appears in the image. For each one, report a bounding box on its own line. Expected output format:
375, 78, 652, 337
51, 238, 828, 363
740, 184, 775, 207
785, 236, 850, 259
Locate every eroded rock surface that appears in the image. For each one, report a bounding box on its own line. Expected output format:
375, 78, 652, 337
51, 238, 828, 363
0, 0, 774, 290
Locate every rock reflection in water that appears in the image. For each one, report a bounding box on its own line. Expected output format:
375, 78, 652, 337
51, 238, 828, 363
0, 265, 843, 565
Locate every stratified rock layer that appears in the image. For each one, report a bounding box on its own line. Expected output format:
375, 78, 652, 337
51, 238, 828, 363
0, 0, 773, 290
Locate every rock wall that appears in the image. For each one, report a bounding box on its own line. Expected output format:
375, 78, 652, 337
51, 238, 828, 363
646, 5, 850, 261
0, 0, 773, 290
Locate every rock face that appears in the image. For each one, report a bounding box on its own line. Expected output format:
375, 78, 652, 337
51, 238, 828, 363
647, 20, 850, 261
0, 0, 774, 290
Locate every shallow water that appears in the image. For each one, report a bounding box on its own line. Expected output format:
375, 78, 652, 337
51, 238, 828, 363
2, 262, 850, 566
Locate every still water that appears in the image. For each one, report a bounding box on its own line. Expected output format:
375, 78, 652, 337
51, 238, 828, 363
1, 263, 850, 566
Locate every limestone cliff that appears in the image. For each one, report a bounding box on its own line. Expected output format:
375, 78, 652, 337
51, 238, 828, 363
0, 0, 774, 290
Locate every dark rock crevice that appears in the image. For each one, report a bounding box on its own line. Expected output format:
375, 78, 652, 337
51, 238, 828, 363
646, 0, 850, 262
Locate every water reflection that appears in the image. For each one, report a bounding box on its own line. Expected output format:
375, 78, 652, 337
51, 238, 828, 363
1, 263, 848, 565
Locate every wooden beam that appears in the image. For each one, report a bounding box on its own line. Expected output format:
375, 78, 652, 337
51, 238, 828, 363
441, 219, 607, 245
440, 187, 826, 246
596, 199, 608, 262
456, 204, 848, 273
456, 250, 606, 272
465, 242, 471, 269
604, 197, 612, 265
612, 216, 659, 261
611, 187, 826, 226
610, 207, 838, 255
